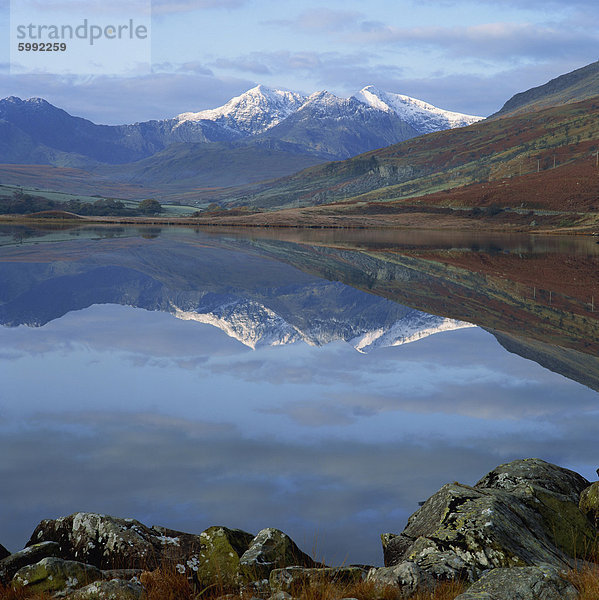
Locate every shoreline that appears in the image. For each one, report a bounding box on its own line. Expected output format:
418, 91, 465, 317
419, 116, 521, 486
0, 211, 597, 236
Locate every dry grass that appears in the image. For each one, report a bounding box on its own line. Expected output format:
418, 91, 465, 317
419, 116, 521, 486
0, 584, 54, 599
283, 578, 467, 600
3, 565, 599, 600
567, 564, 599, 600
139, 565, 194, 600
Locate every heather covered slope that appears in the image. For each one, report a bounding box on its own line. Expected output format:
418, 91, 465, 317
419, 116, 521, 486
222, 95, 599, 211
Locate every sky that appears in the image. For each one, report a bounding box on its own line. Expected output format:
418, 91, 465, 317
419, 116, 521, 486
0, 0, 598, 124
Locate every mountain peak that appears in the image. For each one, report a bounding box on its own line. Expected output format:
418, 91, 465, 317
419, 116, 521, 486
176, 85, 305, 135
353, 86, 482, 132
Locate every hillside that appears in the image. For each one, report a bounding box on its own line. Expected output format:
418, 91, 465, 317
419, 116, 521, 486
491, 60, 599, 118
94, 140, 328, 188
220, 95, 599, 212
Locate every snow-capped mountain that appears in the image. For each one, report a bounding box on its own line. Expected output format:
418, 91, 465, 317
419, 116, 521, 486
354, 85, 483, 133
172, 299, 474, 352
174, 84, 481, 141
0, 85, 482, 170
176, 85, 305, 135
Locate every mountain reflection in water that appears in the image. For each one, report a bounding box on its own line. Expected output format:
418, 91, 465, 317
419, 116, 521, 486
0, 225, 597, 565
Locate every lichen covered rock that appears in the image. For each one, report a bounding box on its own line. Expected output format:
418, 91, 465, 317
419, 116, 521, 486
0, 541, 62, 584
12, 556, 101, 594
27, 512, 204, 570
383, 459, 596, 582
366, 562, 434, 597
270, 566, 367, 595
474, 458, 590, 502
453, 565, 578, 600
579, 482, 599, 527
240, 528, 317, 582
69, 578, 144, 600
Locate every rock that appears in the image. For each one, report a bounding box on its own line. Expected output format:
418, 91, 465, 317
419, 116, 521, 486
382, 459, 596, 582
0, 541, 62, 584
579, 482, 599, 527
240, 528, 318, 582
453, 565, 578, 600
27, 512, 204, 570
366, 562, 434, 596
100, 568, 143, 581
0, 543, 9, 561
241, 577, 271, 598
191, 526, 254, 589
269, 591, 293, 600
270, 566, 367, 595
69, 578, 144, 599
475, 458, 590, 503
12, 556, 101, 595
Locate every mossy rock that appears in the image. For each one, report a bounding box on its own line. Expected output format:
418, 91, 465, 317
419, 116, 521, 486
12, 556, 101, 594
382, 459, 596, 582
534, 488, 598, 560
194, 526, 254, 590
579, 482, 599, 527
0, 541, 62, 585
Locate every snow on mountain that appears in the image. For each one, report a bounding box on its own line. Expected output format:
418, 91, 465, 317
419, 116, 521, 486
349, 310, 476, 353
174, 84, 482, 141
173, 300, 302, 349
353, 85, 483, 133
172, 299, 474, 351
175, 85, 305, 135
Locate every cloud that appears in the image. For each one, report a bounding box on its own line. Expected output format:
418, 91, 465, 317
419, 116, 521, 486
0, 71, 256, 123
152, 0, 248, 15
210, 50, 404, 91
347, 21, 599, 62
212, 58, 271, 76
266, 9, 364, 33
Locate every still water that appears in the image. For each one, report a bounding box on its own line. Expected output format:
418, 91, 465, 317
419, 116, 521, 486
0, 225, 597, 565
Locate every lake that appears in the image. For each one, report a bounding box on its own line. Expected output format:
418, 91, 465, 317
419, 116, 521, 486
0, 223, 597, 566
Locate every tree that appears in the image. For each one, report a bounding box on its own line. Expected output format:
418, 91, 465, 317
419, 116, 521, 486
138, 199, 162, 215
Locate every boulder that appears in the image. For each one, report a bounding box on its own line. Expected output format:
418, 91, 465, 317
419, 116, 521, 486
270, 566, 367, 595
69, 578, 143, 600
27, 512, 204, 570
366, 562, 434, 597
474, 458, 590, 502
12, 556, 101, 595
189, 526, 254, 589
383, 459, 596, 582
453, 565, 578, 600
0, 541, 62, 584
240, 528, 318, 582
579, 482, 599, 527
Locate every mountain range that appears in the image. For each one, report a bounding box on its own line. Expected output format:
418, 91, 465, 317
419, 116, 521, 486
0, 235, 474, 353
2, 60, 599, 212
214, 60, 599, 212
0, 85, 480, 190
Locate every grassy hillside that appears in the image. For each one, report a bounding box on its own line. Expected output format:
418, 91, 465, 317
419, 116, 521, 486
490, 60, 599, 118
95, 140, 328, 188
221, 96, 599, 211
